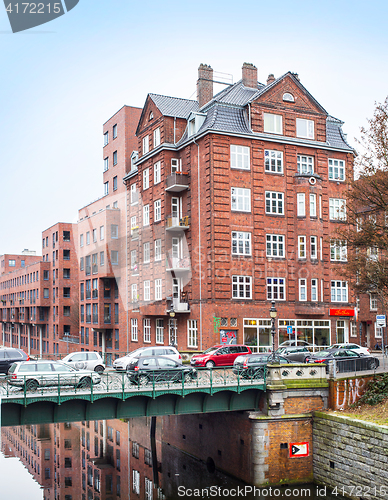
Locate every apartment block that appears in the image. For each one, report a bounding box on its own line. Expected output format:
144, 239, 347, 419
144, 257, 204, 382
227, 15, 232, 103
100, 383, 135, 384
123, 63, 355, 353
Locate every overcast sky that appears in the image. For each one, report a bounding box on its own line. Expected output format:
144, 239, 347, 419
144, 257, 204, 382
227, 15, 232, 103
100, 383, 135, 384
0, 0, 387, 255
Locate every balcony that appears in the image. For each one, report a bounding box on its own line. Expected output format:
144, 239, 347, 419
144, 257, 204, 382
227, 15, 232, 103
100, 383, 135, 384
166, 257, 191, 273
165, 172, 189, 193
166, 215, 189, 232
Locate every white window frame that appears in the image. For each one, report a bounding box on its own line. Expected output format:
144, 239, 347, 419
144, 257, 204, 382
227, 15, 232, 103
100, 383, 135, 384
331, 281, 348, 302
232, 275, 252, 299
143, 205, 150, 226
131, 284, 137, 302
144, 280, 150, 302
267, 277, 286, 301
103, 157, 109, 172
143, 319, 151, 343
131, 318, 138, 341
311, 279, 318, 302
266, 234, 285, 258
230, 145, 250, 170
153, 127, 161, 148
264, 150, 283, 174
298, 236, 306, 259
296, 118, 314, 139
264, 113, 283, 134
130, 183, 138, 205
131, 250, 137, 270
231, 187, 251, 212
330, 240, 347, 262
142, 135, 149, 155
155, 279, 162, 301
143, 242, 150, 264
187, 320, 198, 348
156, 319, 164, 344
171, 158, 181, 173
104, 131, 108, 146
329, 198, 346, 221
231, 231, 251, 256
299, 278, 307, 301
375, 323, 383, 339
154, 161, 161, 184
297, 193, 306, 217
310, 193, 317, 217
297, 155, 314, 174
154, 199, 161, 222
350, 321, 357, 338
265, 191, 284, 215
328, 158, 345, 181
155, 239, 162, 261
100, 226, 104, 241
104, 181, 109, 196
370, 293, 378, 311
143, 168, 150, 190
310, 236, 317, 260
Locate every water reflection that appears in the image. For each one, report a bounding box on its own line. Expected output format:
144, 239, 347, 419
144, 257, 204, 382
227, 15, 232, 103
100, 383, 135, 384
1, 418, 344, 500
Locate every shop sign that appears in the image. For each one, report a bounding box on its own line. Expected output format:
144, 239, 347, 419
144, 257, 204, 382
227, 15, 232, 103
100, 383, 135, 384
329, 308, 354, 317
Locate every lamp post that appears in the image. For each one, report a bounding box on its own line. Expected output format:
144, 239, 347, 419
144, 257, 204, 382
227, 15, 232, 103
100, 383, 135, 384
269, 300, 278, 363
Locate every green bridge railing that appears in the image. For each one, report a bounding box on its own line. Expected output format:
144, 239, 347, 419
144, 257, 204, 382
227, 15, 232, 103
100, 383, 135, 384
0, 366, 267, 407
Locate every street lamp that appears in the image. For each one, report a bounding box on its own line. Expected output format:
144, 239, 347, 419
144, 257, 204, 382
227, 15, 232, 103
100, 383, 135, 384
269, 301, 278, 363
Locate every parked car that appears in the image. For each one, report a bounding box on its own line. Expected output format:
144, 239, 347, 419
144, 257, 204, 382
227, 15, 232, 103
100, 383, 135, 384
113, 346, 181, 371
276, 346, 311, 363
328, 343, 370, 355
127, 356, 197, 386
190, 345, 252, 368
278, 340, 318, 350
7, 360, 101, 390
62, 351, 105, 373
233, 353, 295, 379
0, 347, 29, 374
305, 349, 379, 373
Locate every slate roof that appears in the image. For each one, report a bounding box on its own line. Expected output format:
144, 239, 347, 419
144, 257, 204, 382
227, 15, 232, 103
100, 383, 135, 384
148, 74, 353, 152
326, 115, 352, 150
149, 94, 199, 119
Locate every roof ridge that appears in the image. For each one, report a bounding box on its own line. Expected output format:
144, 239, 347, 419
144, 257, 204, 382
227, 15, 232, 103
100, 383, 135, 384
149, 93, 197, 104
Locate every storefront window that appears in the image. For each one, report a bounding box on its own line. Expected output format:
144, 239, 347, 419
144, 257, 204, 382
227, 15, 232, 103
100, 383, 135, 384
243, 319, 271, 352
278, 320, 330, 349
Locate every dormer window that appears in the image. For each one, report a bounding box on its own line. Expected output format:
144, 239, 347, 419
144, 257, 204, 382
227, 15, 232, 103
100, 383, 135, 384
149, 111, 153, 121
283, 93, 294, 102
187, 112, 206, 137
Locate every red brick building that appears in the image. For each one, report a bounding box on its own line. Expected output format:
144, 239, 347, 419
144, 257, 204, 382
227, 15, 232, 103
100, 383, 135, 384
124, 63, 356, 353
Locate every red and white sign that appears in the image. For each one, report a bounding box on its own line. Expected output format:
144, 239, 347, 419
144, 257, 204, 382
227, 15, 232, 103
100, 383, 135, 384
329, 308, 355, 317
289, 442, 309, 458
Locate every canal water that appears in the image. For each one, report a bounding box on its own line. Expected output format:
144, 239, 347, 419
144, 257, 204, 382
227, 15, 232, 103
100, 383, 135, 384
0, 417, 346, 500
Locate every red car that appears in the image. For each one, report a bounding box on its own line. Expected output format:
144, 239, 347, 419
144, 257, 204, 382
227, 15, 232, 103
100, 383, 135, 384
190, 344, 252, 368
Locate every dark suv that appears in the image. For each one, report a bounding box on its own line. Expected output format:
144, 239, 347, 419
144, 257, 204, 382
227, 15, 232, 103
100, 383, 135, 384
127, 356, 197, 386
0, 347, 29, 374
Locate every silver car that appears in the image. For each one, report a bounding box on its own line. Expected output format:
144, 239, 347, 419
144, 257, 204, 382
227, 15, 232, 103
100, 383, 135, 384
113, 346, 181, 371
61, 351, 105, 373
7, 360, 101, 391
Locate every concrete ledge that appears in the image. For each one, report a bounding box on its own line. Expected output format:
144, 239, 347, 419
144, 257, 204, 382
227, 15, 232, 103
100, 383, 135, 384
313, 411, 388, 434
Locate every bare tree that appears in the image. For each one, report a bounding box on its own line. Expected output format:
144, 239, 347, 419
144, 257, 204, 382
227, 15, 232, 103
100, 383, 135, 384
336, 97, 388, 299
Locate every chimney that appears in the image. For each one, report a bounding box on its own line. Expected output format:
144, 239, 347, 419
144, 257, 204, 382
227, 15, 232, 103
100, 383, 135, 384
197, 64, 213, 108
242, 63, 257, 88
267, 74, 275, 85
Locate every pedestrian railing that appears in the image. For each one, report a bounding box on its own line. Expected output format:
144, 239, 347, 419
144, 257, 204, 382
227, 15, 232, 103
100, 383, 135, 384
0, 366, 267, 406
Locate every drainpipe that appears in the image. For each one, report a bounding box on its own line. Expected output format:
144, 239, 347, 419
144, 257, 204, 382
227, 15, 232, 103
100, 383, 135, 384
174, 117, 177, 145
193, 138, 203, 351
